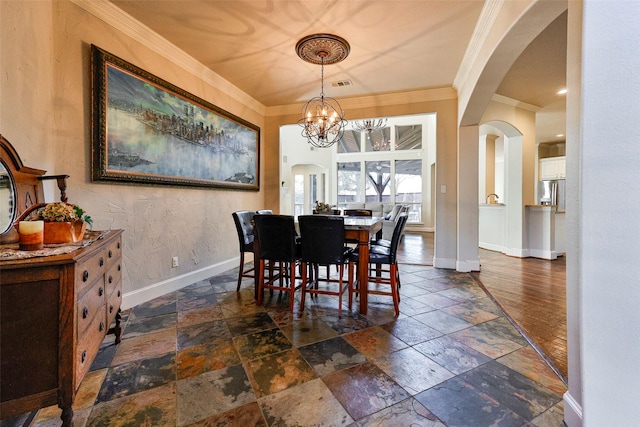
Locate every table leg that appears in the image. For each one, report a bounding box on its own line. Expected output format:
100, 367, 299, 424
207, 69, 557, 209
358, 231, 369, 315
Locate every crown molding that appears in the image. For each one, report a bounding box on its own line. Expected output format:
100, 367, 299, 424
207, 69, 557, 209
492, 94, 540, 112
454, 0, 503, 90
71, 0, 266, 116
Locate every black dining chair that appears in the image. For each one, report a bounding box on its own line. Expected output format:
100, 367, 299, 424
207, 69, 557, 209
298, 215, 353, 315
343, 209, 372, 217
253, 214, 301, 311
370, 210, 409, 248
348, 213, 408, 316
232, 210, 256, 291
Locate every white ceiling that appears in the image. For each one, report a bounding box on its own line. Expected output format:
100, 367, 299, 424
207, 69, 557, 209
109, 0, 567, 144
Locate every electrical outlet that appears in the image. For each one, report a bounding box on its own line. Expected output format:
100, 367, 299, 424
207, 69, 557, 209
172, 256, 179, 268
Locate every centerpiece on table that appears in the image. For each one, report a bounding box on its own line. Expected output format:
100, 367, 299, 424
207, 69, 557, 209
314, 201, 338, 214
34, 202, 93, 244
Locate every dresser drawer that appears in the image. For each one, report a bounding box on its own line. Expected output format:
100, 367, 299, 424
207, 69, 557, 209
107, 284, 122, 327
75, 252, 107, 296
77, 277, 106, 336
104, 236, 122, 270
105, 260, 122, 297
75, 309, 107, 387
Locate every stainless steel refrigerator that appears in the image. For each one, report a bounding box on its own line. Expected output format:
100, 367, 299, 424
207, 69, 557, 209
537, 179, 565, 211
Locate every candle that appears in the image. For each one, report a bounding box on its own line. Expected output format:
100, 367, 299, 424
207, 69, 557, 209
18, 220, 44, 251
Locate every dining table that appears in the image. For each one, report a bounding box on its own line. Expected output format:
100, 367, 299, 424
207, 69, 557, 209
252, 215, 383, 315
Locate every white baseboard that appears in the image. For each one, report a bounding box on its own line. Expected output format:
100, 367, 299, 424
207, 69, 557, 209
404, 225, 434, 233
563, 391, 583, 427
527, 248, 558, 260
456, 259, 480, 272
122, 257, 239, 310
433, 257, 456, 269
479, 242, 505, 253
505, 247, 528, 258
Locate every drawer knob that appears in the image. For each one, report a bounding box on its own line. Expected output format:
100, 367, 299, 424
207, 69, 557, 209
99, 321, 105, 332
117, 290, 121, 298
99, 257, 104, 267
117, 242, 121, 249
118, 264, 121, 271
108, 250, 113, 258
82, 307, 89, 319
83, 270, 89, 282
99, 287, 104, 297
109, 275, 113, 284
81, 350, 87, 363
109, 305, 114, 313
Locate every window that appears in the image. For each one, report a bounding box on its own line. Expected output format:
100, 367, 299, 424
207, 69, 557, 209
337, 130, 361, 153
309, 174, 318, 212
395, 125, 422, 150
336, 120, 425, 224
294, 174, 304, 217
365, 161, 391, 203
364, 127, 391, 152
395, 159, 422, 222
337, 162, 361, 205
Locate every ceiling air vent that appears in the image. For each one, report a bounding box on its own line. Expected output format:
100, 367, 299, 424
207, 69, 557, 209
331, 80, 352, 87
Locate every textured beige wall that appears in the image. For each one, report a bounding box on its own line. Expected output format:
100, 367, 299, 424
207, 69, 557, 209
0, 1, 57, 172
1, 1, 265, 297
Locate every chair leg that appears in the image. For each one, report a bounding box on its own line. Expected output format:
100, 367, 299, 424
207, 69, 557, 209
300, 262, 308, 312
390, 263, 400, 316
337, 264, 344, 316
289, 262, 297, 312
348, 261, 355, 311
237, 251, 245, 291
257, 259, 265, 306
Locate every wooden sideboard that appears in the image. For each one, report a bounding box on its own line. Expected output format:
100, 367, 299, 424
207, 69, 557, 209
0, 229, 123, 426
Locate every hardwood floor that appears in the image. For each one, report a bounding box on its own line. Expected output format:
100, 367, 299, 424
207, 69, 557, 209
397, 232, 434, 265
398, 232, 567, 382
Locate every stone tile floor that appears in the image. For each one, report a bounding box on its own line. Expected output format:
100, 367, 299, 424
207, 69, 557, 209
3, 264, 566, 426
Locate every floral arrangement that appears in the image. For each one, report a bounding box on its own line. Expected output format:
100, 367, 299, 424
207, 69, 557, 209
314, 201, 336, 213
35, 202, 93, 226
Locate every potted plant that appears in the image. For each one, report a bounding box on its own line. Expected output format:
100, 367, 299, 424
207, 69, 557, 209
34, 202, 93, 244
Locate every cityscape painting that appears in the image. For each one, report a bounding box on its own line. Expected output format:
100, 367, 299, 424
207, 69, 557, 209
91, 45, 259, 190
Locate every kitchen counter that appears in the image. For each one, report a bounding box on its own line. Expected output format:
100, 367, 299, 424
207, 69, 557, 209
479, 204, 507, 252
525, 205, 557, 259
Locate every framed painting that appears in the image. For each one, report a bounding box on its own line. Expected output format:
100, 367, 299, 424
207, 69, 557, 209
91, 45, 259, 190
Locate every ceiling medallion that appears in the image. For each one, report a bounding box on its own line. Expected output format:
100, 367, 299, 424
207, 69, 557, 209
295, 34, 350, 65
296, 34, 350, 148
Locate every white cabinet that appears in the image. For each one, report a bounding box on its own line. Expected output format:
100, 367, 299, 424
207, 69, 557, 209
539, 156, 566, 179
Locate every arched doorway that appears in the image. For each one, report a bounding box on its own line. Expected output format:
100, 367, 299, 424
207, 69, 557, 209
478, 120, 525, 256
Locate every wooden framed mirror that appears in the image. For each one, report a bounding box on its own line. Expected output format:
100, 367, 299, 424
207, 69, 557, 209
0, 134, 69, 244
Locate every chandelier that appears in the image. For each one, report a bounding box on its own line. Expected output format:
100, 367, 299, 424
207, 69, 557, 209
352, 118, 387, 133
296, 34, 350, 148
353, 118, 391, 151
